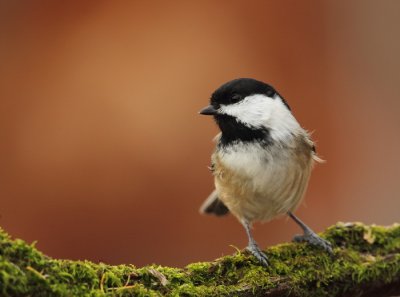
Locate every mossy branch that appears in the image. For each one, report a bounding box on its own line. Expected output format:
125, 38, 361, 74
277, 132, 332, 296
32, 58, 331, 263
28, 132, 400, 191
1, 223, 400, 296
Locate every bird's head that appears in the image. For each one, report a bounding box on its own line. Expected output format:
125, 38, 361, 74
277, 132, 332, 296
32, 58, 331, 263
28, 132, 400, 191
199, 78, 296, 144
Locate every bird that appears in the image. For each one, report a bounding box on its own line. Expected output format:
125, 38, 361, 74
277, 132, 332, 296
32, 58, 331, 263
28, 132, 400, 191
199, 78, 332, 266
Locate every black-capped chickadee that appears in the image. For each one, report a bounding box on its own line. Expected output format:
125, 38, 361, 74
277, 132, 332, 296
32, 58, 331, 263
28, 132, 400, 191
199, 78, 332, 266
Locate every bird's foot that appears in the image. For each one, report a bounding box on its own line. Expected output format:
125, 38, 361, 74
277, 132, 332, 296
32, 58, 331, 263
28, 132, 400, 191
293, 230, 333, 254
246, 243, 269, 266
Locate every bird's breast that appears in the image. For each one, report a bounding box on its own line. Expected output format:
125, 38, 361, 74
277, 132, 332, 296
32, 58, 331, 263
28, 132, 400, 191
212, 138, 314, 222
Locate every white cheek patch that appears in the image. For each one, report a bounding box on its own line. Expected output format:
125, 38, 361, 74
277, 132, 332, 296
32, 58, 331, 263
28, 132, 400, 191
219, 94, 302, 141
219, 94, 272, 128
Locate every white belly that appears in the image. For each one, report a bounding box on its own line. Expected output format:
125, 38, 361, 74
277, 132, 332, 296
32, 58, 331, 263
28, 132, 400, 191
213, 141, 313, 223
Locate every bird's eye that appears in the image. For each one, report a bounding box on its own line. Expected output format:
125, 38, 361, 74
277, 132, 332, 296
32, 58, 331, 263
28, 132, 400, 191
212, 102, 220, 110
231, 94, 242, 103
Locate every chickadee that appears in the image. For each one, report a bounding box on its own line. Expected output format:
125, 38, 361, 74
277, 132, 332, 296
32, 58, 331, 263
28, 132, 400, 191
199, 78, 332, 266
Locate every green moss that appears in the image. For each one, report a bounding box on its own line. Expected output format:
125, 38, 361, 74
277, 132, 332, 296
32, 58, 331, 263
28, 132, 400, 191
1, 223, 400, 296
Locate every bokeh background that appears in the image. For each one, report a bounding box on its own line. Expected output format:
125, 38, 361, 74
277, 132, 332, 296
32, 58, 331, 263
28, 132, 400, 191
1, 1, 399, 267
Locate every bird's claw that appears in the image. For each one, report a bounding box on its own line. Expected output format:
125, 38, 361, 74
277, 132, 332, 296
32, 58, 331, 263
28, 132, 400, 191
246, 244, 269, 266
293, 231, 333, 255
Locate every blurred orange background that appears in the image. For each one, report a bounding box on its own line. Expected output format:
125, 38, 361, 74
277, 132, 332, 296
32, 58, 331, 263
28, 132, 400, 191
1, 1, 399, 267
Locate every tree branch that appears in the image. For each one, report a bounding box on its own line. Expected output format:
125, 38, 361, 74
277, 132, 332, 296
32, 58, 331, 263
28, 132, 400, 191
1, 222, 400, 296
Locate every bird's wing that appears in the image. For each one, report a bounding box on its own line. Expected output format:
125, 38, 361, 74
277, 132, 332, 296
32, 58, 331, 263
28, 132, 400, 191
200, 133, 229, 216
199, 189, 230, 216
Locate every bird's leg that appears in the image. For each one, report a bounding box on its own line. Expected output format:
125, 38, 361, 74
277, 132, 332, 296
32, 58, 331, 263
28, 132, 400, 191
242, 220, 269, 266
288, 212, 333, 254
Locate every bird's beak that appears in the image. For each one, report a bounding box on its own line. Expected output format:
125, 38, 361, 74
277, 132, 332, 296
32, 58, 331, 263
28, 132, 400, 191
199, 105, 218, 115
